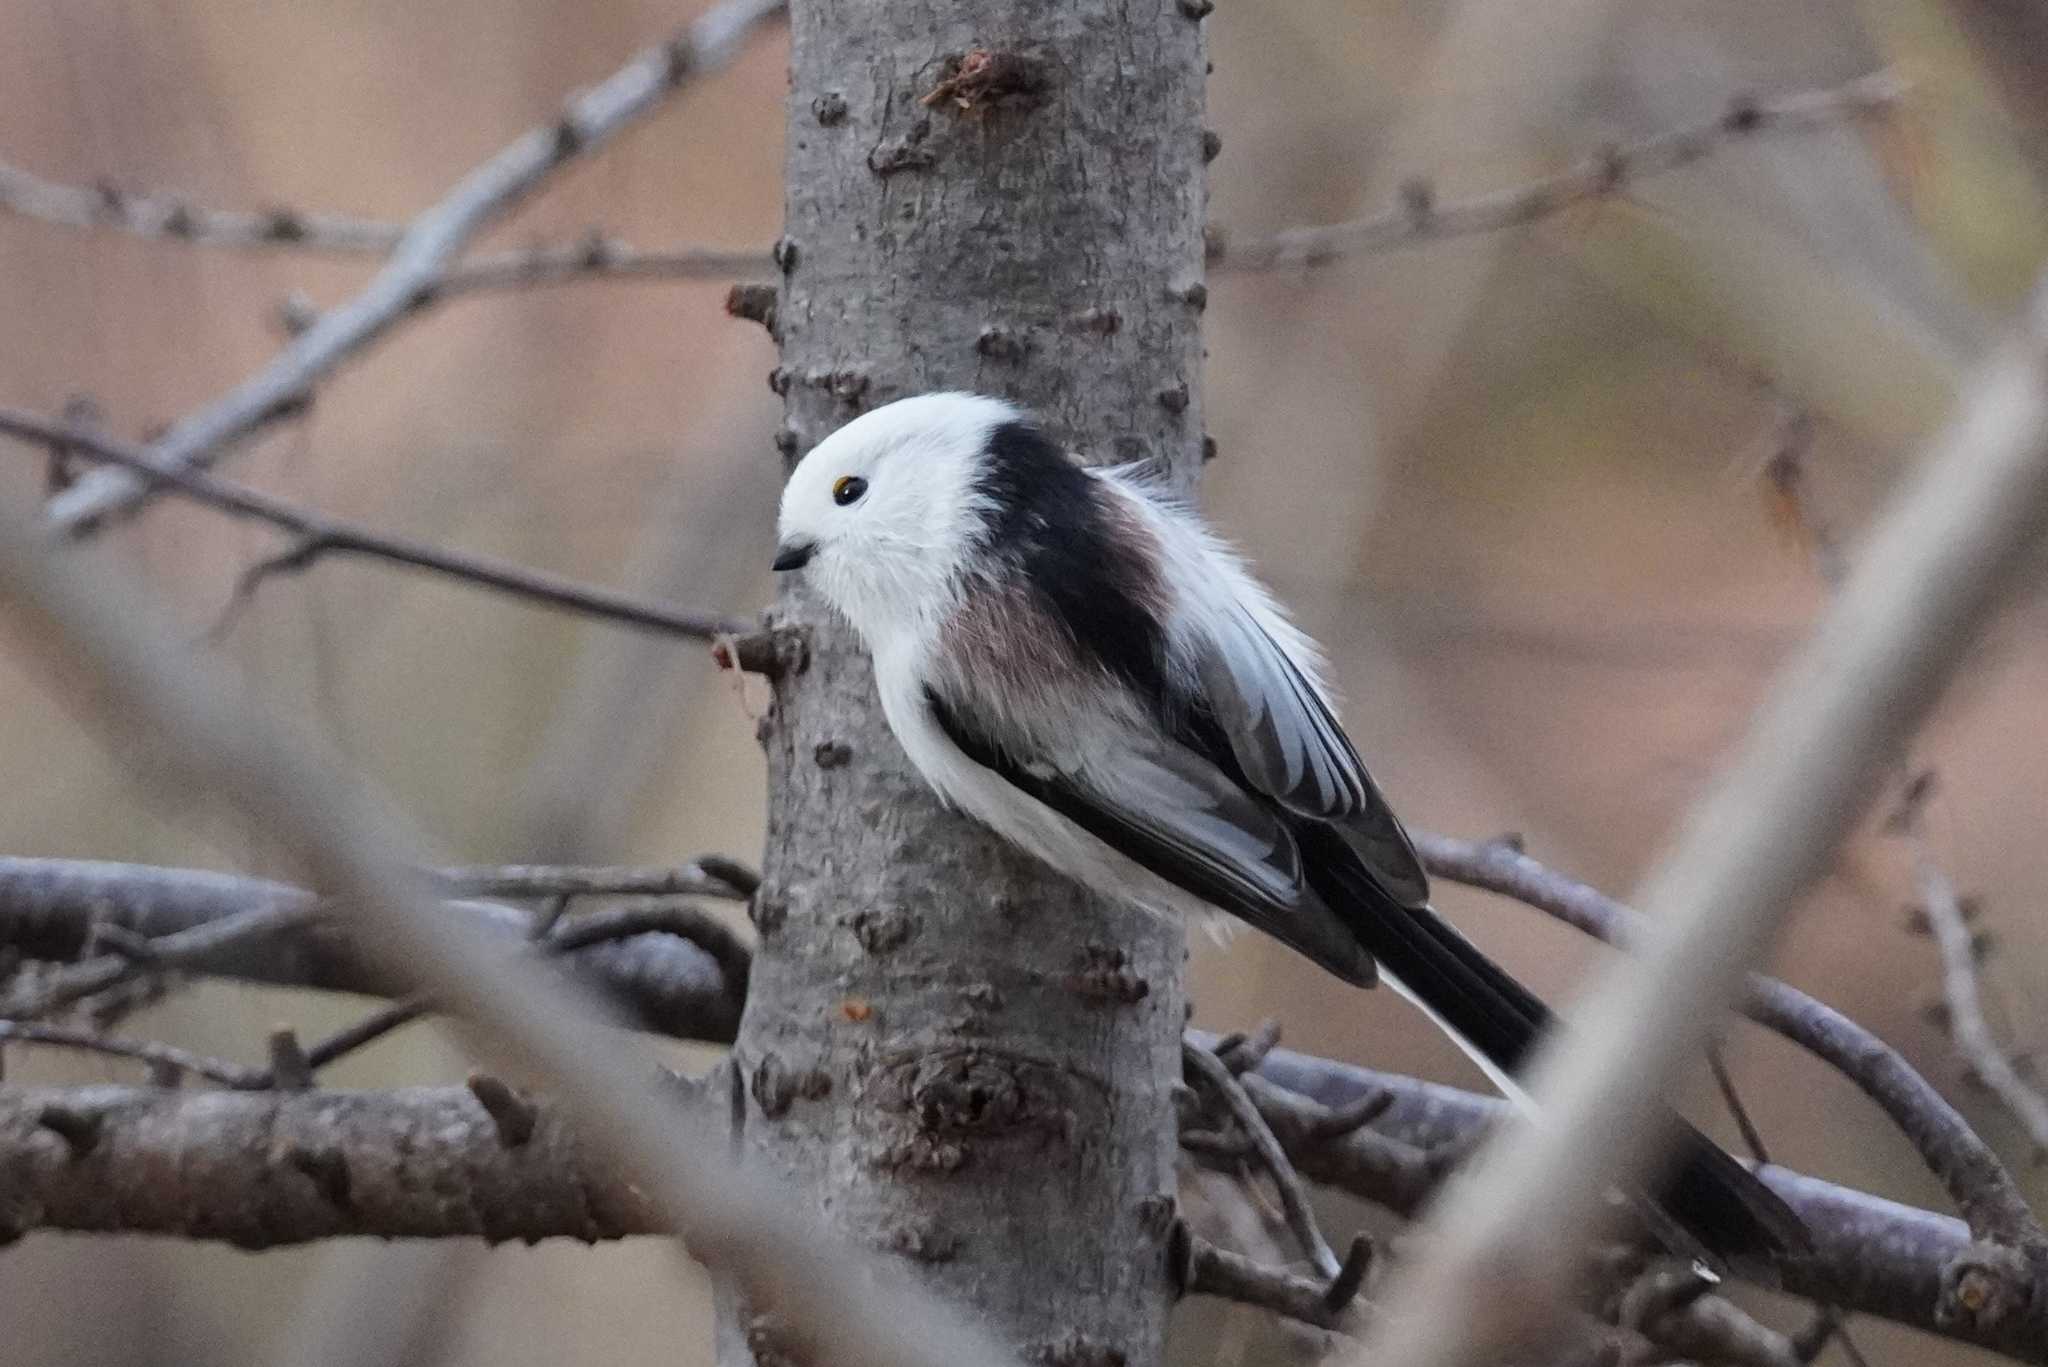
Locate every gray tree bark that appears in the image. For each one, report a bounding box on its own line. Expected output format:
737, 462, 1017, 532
724, 4, 1209, 1365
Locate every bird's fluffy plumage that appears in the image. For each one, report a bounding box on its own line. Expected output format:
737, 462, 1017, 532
778, 393, 1412, 978
774, 391, 1807, 1267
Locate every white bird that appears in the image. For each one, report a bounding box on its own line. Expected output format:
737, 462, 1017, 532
773, 391, 1804, 1266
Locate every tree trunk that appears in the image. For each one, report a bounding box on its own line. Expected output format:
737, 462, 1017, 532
722, 4, 1208, 1365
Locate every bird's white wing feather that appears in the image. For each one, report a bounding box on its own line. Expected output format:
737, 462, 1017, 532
1099, 469, 1431, 907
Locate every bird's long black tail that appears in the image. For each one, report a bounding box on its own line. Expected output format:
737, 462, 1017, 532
1292, 822, 1808, 1267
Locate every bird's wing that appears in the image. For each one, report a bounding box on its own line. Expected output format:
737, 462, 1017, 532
925, 690, 1376, 984
1191, 602, 1431, 907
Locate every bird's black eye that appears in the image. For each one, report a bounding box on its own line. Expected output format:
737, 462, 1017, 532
832, 475, 868, 506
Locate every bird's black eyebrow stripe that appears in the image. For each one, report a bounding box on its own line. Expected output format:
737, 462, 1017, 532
975, 420, 1170, 704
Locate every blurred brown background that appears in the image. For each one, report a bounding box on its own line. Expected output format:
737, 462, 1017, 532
0, 0, 2043, 1363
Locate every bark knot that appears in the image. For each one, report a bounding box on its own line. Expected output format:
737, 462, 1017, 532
922, 49, 1051, 114
1939, 1241, 2046, 1332
750, 1051, 833, 1120
844, 906, 917, 954
1068, 944, 1150, 1004
869, 1045, 1082, 1160
879, 1219, 963, 1263
867, 119, 937, 177
725, 282, 780, 337
811, 91, 849, 126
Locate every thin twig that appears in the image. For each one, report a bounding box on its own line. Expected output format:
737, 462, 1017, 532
293, 900, 752, 1076
1184, 1038, 1343, 1279
41, 0, 789, 533
434, 238, 770, 296
1173, 1226, 1366, 1334
0, 158, 777, 289
1915, 837, 2048, 1160
0, 1019, 264, 1088
1353, 269, 2048, 1367
2, 897, 318, 1019
1210, 73, 1903, 273
300, 997, 431, 1072
0, 159, 404, 254
0, 408, 744, 641
1707, 1043, 1773, 1166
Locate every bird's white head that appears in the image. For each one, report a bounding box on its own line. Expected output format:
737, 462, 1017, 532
774, 391, 1020, 649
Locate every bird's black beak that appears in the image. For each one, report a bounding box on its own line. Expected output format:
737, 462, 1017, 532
772, 539, 816, 572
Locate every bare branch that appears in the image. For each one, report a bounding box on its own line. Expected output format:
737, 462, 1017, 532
11, 837, 2030, 1260
1411, 830, 2048, 1252
0, 1021, 264, 1088
1, 1022, 2037, 1359
0, 857, 746, 1042
2, 892, 317, 1020
1171, 1226, 1368, 1335
434, 238, 771, 296
1613, 1265, 1804, 1367
1210, 73, 1902, 274
0, 1082, 665, 1244
283, 903, 754, 1077
1913, 833, 2048, 1160
41, 0, 790, 534
0, 159, 404, 255
7, 841, 2030, 1354
0, 79, 1899, 304
0, 408, 745, 641
1353, 267, 2048, 1367
1183, 1038, 1344, 1279
1230, 1043, 2048, 1364
0, 160, 773, 294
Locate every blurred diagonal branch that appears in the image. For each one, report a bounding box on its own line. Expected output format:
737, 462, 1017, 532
1413, 831, 2048, 1253
0, 408, 747, 642
1762, 401, 2048, 1181
40, 0, 789, 535
1910, 822, 2048, 1161
0, 489, 1015, 1367
1354, 269, 2048, 1367
1211, 71, 1903, 273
